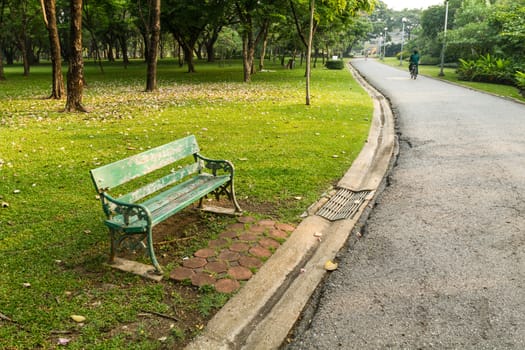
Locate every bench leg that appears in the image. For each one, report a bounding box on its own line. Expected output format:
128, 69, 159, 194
146, 227, 163, 275
229, 180, 242, 213
109, 229, 117, 263
204, 183, 242, 214
108, 227, 162, 275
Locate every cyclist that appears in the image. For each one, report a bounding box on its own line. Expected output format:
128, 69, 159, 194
409, 49, 420, 79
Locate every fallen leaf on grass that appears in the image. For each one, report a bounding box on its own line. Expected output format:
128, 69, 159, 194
57, 338, 71, 346
70, 315, 86, 323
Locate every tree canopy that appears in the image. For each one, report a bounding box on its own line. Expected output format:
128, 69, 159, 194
1, 0, 376, 78
0, 0, 378, 110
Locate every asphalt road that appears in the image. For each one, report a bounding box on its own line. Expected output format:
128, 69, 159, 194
285, 59, 525, 349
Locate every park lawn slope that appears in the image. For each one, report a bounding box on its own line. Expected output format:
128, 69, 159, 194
0, 60, 372, 349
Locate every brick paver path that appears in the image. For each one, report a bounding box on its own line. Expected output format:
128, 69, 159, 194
169, 217, 295, 293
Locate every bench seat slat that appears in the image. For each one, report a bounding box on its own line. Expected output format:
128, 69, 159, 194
144, 174, 229, 217
118, 162, 201, 203
105, 174, 230, 231
150, 175, 229, 224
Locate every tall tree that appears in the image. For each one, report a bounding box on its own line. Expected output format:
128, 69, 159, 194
235, 0, 280, 82
163, 0, 230, 72
145, 0, 160, 91
444, 0, 497, 60
83, 0, 133, 67
8, 0, 39, 76
293, 0, 376, 104
163, 0, 203, 73
64, 0, 86, 111
40, 0, 65, 99
201, 2, 235, 63
416, 0, 460, 58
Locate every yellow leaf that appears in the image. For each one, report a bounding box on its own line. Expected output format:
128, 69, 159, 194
71, 315, 86, 323
324, 260, 338, 271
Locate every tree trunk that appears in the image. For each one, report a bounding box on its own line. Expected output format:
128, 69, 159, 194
141, 32, 150, 62
205, 28, 221, 63
65, 0, 86, 112
195, 42, 203, 60
41, 0, 65, 99
159, 34, 165, 59
177, 45, 183, 67
5, 46, 14, 64
145, 0, 160, 92
182, 44, 195, 73
206, 42, 214, 63
258, 23, 269, 71
0, 43, 5, 80
107, 41, 115, 61
236, 4, 256, 82
19, 37, 30, 76
119, 35, 129, 67
241, 32, 254, 82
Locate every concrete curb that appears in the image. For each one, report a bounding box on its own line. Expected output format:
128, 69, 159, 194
185, 62, 396, 350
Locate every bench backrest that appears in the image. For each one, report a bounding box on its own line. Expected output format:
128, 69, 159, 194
90, 135, 200, 201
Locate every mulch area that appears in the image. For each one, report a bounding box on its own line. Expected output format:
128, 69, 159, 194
169, 216, 295, 293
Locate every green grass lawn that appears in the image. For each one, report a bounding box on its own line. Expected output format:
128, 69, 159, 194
381, 57, 525, 103
0, 59, 372, 349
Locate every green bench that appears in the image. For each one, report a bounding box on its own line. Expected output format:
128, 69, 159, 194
90, 135, 242, 275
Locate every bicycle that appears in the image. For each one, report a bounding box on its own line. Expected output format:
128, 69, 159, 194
409, 63, 418, 80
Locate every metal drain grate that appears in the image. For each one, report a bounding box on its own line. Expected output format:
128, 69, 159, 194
316, 188, 371, 221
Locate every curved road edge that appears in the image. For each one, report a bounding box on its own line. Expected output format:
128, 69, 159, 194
185, 60, 397, 350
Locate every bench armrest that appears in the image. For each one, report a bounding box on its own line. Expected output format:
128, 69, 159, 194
100, 192, 152, 227
195, 153, 235, 177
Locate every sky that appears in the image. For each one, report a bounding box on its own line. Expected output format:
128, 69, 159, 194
382, 0, 445, 11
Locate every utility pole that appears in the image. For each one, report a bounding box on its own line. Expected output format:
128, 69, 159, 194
439, 0, 449, 77
399, 18, 407, 66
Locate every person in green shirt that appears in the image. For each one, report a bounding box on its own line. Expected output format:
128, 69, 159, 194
409, 49, 420, 78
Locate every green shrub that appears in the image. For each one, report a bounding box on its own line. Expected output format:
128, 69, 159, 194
515, 71, 525, 97
457, 54, 514, 85
420, 55, 440, 65
395, 50, 410, 62
457, 58, 477, 80
325, 60, 345, 70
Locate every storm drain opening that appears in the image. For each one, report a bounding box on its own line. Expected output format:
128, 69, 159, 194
316, 188, 371, 221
